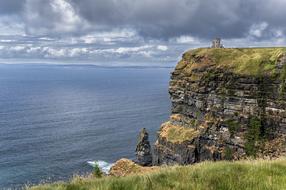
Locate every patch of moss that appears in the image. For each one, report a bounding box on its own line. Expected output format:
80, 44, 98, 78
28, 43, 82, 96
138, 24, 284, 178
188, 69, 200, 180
245, 117, 262, 157
204, 70, 220, 82
175, 60, 188, 70
190, 73, 202, 81
223, 119, 240, 137
185, 118, 199, 127
224, 147, 234, 160
227, 89, 236, 96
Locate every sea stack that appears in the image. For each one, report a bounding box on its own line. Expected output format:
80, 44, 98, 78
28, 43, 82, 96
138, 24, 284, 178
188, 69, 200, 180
135, 128, 152, 166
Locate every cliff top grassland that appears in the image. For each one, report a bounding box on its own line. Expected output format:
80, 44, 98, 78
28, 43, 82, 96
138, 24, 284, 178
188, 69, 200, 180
28, 158, 286, 190
176, 47, 286, 76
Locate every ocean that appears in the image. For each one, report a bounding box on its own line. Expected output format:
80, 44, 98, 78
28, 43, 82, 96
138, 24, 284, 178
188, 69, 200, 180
0, 64, 172, 189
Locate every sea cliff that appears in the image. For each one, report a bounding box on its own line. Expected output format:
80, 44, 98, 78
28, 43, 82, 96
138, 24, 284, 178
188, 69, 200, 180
153, 48, 286, 165
29, 47, 286, 190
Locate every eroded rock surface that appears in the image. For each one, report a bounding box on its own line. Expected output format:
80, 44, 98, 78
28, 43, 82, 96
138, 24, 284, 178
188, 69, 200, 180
109, 159, 158, 177
135, 128, 152, 166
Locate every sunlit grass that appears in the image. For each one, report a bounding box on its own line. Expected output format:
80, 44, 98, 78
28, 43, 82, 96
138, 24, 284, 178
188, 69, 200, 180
28, 158, 286, 190
159, 121, 199, 143
179, 47, 286, 76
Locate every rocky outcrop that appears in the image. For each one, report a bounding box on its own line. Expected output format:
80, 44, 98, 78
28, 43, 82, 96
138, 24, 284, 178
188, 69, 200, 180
153, 48, 286, 165
135, 128, 152, 166
109, 159, 158, 177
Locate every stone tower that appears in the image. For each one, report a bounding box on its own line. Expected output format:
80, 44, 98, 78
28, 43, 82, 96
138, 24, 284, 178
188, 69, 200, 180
211, 38, 224, 48
135, 128, 152, 166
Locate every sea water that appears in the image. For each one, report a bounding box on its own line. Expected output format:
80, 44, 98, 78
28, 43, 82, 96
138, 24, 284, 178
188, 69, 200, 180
0, 64, 171, 189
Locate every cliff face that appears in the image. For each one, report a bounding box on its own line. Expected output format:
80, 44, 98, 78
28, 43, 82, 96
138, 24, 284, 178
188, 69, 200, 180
153, 48, 286, 165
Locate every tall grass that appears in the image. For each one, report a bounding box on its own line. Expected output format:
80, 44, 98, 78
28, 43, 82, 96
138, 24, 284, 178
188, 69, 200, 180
28, 158, 286, 190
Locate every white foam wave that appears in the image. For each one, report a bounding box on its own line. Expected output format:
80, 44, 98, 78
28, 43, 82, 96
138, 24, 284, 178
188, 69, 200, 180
87, 160, 114, 174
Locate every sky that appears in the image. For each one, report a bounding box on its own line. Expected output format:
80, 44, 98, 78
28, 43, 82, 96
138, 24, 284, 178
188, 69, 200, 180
0, 0, 285, 66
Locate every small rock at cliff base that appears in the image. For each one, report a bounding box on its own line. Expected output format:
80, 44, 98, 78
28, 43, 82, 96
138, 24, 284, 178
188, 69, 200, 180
135, 128, 152, 166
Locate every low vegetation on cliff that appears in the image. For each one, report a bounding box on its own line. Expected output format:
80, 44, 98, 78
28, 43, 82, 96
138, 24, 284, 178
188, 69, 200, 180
160, 121, 200, 143
29, 158, 286, 190
177, 47, 286, 76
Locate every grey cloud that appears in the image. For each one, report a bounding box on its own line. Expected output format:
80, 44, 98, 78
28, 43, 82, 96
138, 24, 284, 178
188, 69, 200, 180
23, 0, 89, 35
0, 0, 25, 15
69, 0, 286, 40
0, 34, 178, 64
1, 0, 286, 40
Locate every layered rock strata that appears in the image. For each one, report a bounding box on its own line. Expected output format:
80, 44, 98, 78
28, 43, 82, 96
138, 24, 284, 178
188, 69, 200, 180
135, 128, 152, 166
153, 48, 286, 165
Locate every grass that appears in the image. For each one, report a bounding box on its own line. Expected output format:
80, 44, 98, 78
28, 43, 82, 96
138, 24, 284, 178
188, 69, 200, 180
28, 158, 286, 190
279, 65, 286, 95
159, 121, 199, 143
178, 48, 286, 76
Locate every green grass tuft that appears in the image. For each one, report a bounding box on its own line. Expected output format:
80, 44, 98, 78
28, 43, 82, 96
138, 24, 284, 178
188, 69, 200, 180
93, 164, 103, 178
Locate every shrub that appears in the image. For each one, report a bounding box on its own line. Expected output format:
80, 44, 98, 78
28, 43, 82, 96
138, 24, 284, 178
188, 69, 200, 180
245, 117, 262, 156
224, 147, 233, 160
93, 164, 103, 178
224, 119, 240, 137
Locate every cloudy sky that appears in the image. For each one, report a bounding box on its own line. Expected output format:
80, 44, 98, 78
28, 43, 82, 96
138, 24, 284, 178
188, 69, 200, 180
0, 0, 285, 65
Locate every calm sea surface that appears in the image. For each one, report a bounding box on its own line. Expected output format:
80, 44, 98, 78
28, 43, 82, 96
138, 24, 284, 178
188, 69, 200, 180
0, 64, 172, 189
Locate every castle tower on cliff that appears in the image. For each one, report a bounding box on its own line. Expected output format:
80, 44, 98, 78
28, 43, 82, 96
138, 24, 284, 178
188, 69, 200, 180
211, 38, 224, 48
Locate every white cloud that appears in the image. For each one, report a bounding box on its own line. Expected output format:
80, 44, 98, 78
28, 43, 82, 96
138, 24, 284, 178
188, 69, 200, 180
44, 47, 67, 58
26, 46, 41, 53
80, 35, 97, 44
24, 0, 89, 35
249, 22, 268, 38
114, 45, 153, 54
51, 0, 81, 29
157, 45, 168, 51
175, 35, 196, 44
0, 39, 14, 42
11, 46, 26, 51
68, 48, 88, 57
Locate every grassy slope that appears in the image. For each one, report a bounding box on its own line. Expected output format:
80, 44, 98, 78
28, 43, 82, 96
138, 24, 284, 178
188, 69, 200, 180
177, 47, 286, 76
160, 121, 199, 143
29, 159, 286, 190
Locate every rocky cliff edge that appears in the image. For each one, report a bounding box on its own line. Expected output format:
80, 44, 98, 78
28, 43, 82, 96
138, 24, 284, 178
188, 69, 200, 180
153, 48, 286, 165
